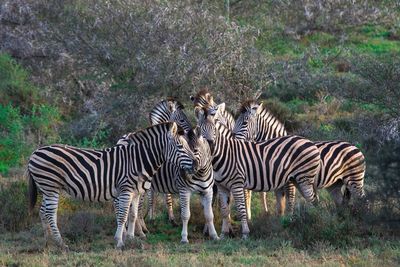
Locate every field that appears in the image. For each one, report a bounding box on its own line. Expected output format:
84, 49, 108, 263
0, 179, 399, 266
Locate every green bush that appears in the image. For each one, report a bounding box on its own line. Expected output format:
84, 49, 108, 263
0, 105, 24, 174
0, 53, 61, 174
0, 53, 39, 113
0, 180, 32, 232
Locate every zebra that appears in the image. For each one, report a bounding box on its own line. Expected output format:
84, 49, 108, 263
131, 127, 219, 243
147, 98, 193, 224
196, 104, 320, 238
190, 89, 268, 220
27, 122, 196, 250
232, 100, 366, 214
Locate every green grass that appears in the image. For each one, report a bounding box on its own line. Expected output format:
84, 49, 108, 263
1, 230, 398, 266
1, 188, 399, 266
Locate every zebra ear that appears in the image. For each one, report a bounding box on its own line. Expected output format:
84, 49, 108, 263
256, 103, 263, 115
215, 103, 226, 116
169, 122, 178, 136
168, 101, 177, 112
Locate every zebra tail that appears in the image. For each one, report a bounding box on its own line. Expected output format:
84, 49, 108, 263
27, 169, 37, 213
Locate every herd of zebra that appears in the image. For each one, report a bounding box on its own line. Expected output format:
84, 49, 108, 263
27, 89, 366, 251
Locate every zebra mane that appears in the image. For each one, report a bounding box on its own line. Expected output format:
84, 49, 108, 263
215, 120, 234, 139
121, 122, 181, 143
185, 128, 199, 150
149, 98, 185, 125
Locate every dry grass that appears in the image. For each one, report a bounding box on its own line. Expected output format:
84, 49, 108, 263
0, 190, 399, 266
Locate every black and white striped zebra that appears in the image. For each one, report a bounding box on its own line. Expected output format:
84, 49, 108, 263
27, 122, 196, 250
147, 98, 193, 223
133, 127, 219, 243
196, 104, 320, 238
233, 100, 366, 214
191, 90, 268, 220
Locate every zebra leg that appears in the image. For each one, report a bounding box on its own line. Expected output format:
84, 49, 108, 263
275, 188, 286, 216
218, 185, 233, 239
285, 181, 296, 215
39, 199, 50, 248
126, 192, 141, 240
231, 185, 250, 239
147, 190, 156, 221
244, 189, 252, 221
201, 189, 219, 241
204, 184, 219, 236
165, 193, 177, 225
137, 193, 149, 233
326, 180, 345, 207
345, 179, 367, 210
179, 190, 191, 244
133, 194, 146, 238
113, 198, 127, 240
261, 192, 268, 215
114, 191, 133, 249
43, 194, 68, 251
294, 177, 319, 205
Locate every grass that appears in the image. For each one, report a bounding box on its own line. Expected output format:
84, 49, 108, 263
0, 188, 399, 266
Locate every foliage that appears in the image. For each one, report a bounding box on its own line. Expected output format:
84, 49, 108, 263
0, 181, 32, 232
34, 0, 271, 141
266, 0, 399, 37
0, 53, 61, 174
0, 105, 24, 174
0, 53, 39, 113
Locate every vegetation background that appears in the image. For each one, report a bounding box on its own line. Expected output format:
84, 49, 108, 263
0, 0, 399, 265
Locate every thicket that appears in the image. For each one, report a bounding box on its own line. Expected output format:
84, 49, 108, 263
0, 0, 398, 241
0, 53, 60, 175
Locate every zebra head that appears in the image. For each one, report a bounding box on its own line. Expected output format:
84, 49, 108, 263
166, 122, 197, 175
195, 103, 226, 150
190, 88, 216, 109
149, 98, 192, 132
186, 126, 212, 171
233, 100, 263, 141
168, 99, 192, 132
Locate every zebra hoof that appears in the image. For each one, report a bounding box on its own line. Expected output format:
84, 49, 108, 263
61, 244, 69, 253
169, 219, 178, 227
116, 242, 124, 250
126, 234, 135, 240
180, 239, 189, 244
138, 233, 147, 239
242, 233, 249, 240
203, 224, 209, 236
211, 235, 220, 241
220, 232, 229, 240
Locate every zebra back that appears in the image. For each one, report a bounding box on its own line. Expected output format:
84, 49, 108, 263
29, 123, 195, 202
196, 106, 320, 193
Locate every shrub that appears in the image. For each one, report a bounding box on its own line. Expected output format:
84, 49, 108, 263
0, 104, 24, 175
267, 0, 398, 37
62, 211, 101, 243
0, 53, 39, 113
0, 180, 32, 232
35, 0, 271, 141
